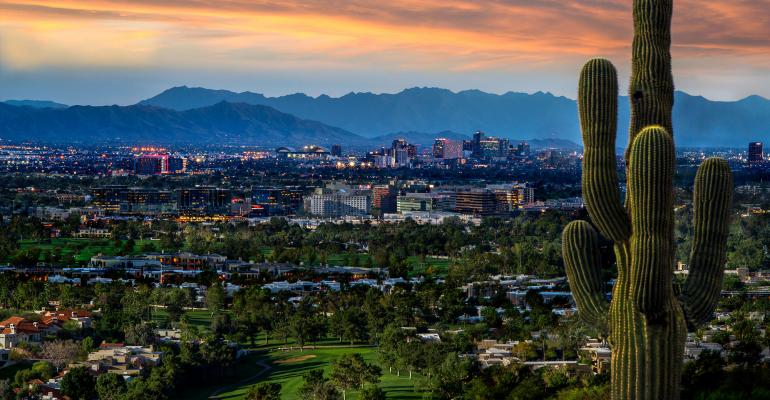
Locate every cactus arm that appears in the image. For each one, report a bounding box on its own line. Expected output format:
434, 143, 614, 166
579, 59, 632, 243
682, 158, 733, 327
627, 0, 674, 158
627, 126, 675, 320
562, 220, 609, 325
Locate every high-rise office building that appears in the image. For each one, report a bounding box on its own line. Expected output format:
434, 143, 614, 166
433, 138, 463, 159
372, 185, 397, 214
397, 193, 455, 213
177, 187, 231, 215
472, 131, 485, 158
749, 142, 763, 164
331, 144, 342, 157
252, 187, 305, 215
478, 137, 509, 159
488, 183, 535, 212
305, 192, 371, 217
517, 142, 531, 157
133, 154, 169, 175
91, 185, 175, 215
391, 139, 413, 167
167, 156, 186, 173
455, 189, 497, 216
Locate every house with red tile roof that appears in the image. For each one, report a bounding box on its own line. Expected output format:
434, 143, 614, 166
40, 309, 93, 329
0, 316, 57, 349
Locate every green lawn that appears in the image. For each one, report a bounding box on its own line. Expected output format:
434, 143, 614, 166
261, 247, 451, 277
407, 256, 451, 277
207, 346, 429, 400
150, 309, 220, 332
18, 239, 453, 276
18, 238, 161, 263
326, 253, 374, 267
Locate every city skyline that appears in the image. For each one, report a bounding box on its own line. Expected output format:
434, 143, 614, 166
3, 0, 770, 105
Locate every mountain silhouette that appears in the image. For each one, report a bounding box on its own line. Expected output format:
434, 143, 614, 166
141, 86, 770, 147
0, 102, 368, 146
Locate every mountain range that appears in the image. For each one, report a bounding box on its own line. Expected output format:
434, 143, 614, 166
2, 100, 68, 109
0, 102, 366, 146
140, 87, 770, 148
1, 87, 769, 147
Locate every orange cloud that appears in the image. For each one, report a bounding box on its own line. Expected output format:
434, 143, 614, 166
1, 0, 770, 99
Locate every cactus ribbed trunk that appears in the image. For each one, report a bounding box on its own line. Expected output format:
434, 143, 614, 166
628, 0, 674, 159
561, 1, 733, 399
610, 244, 686, 399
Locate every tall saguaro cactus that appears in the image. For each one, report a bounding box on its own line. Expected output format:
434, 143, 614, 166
562, 1, 733, 399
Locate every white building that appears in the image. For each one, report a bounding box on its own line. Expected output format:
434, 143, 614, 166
306, 192, 371, 217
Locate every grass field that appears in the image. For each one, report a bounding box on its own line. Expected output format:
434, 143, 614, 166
18, 238, 161, 263
207, 346, 429, 400
261, 246, 451, 277
19, 240, 452, 277
150, 308, 219, 332
406, 256, 451, 277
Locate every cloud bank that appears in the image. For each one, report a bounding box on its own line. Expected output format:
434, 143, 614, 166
2, 0, 770, 104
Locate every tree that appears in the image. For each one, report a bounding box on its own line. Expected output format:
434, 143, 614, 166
81, 336, 95, 354
122, 286, 151, 324
0, 380, 11, 400
206, 282, 226, 314
162, 288, 190, 322
211, 312, 235, 338
289, 312, 311, 350
338, 309, 369, 345
200, 339, 236, 378
245, 382, 281, 400
61, 366, 96, 400
95, 373, 127, 400
298, 370, 341, 400
480, 306, 501, 328
41, 340, 81, 371
329, 355, 357, 400
359, 385, 386, 400
378, 325, 406, 375
125, 322, 156, 346
232, 287, 274, 345
30, 361, 55, 380
290, 298, 317, 350
681, 350, 725, 399
421, 352, 472, 399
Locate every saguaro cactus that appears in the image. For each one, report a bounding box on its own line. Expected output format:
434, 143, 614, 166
562, 1, 733, 399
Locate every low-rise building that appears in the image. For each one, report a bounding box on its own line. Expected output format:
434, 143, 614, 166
0, 317, 55, 348
41, 309, 93, 329
81, 343, 163, 377
73, 228, 112, 238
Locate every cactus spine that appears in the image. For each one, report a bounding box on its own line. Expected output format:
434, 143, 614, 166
562, 1, 733, 399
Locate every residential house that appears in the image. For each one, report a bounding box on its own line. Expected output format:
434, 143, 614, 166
41, 309, 93, 329
0, 317, 56, 348
80, 343, 163, 377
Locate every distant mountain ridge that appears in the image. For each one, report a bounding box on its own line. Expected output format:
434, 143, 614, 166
0, 101, 368, 146
4, 87, 768, 148
141, 87, 578, 143
141, 86, 770, 147
2, 100, 68, 109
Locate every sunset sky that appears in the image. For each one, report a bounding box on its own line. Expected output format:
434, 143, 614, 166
2, 0, 770, 105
